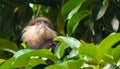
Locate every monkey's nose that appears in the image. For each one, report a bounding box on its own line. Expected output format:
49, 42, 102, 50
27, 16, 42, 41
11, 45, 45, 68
36, 21, 45, 25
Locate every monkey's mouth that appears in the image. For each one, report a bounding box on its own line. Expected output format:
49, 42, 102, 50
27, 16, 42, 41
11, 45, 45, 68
37, 25, 48, 29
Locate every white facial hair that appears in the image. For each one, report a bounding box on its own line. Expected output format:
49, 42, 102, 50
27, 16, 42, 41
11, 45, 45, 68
22, 24, 57, 49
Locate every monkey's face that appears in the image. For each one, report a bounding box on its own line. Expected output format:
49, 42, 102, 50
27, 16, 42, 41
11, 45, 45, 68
22, 17, 57, 49
29, 17, 53, 29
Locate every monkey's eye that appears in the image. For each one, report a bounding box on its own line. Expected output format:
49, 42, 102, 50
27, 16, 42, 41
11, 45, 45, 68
36, 22, 41, 25
35, 21, 44, 25
43, 21, 48, 23
43, 21, 49, 26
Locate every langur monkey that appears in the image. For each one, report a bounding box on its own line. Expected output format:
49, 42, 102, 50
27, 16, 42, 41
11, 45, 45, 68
22, 17, 57, 49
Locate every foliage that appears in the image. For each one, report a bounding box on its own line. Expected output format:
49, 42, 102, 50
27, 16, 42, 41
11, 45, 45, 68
0, 33, 120, 69
0, 0, 120, 69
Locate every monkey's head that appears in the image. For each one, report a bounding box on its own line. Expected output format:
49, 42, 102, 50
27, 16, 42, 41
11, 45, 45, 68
28, 17, 53, 29
22, 17, 57, 49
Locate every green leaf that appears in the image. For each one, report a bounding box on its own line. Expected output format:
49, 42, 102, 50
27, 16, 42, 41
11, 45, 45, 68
12, 49, 58, 68
60, 59, 84, 69
113, 45, 120, 62
54, 36, 81, 48
67, 11, 91, 36
0, 58, 14, 69
103, 64, 118, 69
98, 33, 120, 58
69, 48, 79, 58
96, 0, 109, 20
0, 49, 33, 68
57, 10, 65, 35
28, 58, 46, 67
67, 60, 84, 69
102, 48, 114, 64
54, 36, 81, 58
0, 38, 18, 53
0, 59, 6, 64
1, 49, 58, 68
78, 43, 100, 59
80, 0, 94, 10
55, 43, 66, 59
103, 0, 108, 5
13, 49, 34, 59
21, 42, 28, 49
82, 67, 94, 69
62, 0, 86, 20
91, 1, 102, 21
111, 16, 119, 32
45, 64, 66, 69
